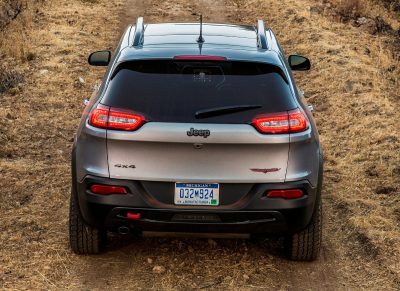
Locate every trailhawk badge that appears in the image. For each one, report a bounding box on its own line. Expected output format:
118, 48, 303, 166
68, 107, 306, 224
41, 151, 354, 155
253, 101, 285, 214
187, 128, 210, 138
250, 168, 281, 174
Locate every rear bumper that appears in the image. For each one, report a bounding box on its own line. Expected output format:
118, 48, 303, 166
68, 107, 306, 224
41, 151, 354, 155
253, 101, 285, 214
74, 175, 321, 234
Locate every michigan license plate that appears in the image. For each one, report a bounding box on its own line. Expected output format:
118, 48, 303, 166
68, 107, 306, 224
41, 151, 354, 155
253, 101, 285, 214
174, 183, 219, 206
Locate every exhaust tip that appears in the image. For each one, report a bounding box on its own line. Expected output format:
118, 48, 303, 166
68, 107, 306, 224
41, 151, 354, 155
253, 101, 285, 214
118, 226, 130, 235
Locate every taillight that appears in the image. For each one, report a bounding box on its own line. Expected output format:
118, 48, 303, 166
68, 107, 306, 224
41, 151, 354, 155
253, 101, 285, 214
288, 109, 308, 133
252, 108, 308, 134
90, 184, 128, 195
107, 110, 145, 131
266, 189, 304, 199
252, 112, 289, 134
89, 104, 109, 128
89, 104, 145, 131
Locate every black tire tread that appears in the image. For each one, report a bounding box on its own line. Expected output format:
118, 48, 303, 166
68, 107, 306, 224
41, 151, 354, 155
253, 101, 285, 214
69, 190, 104, 254
286, 200, 322, 261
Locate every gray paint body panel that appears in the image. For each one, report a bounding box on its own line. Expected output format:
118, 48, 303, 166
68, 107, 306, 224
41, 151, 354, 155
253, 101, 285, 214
107, 141, 289, 183
106, 123, 291, 183
75, 125, 109, 181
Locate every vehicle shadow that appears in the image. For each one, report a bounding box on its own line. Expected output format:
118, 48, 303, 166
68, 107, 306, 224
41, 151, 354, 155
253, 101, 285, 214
104, 231, 285, 257
72, 233, 331, 290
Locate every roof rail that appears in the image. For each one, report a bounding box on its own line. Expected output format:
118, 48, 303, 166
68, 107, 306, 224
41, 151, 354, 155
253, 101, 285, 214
256, 20, 268, 49
132, 17, 144, 47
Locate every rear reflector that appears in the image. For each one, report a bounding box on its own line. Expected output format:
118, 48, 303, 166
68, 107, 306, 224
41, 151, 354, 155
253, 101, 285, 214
126, 212, 141, 220
90, 184, 128, 195
266, 189, 304, 199
89, 104, 145, 131
252, 108, 309, 134
173, 55, 227, 61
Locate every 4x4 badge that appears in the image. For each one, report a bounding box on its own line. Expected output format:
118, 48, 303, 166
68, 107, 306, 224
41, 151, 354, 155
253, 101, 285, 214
187, 128, 210, 138
114, 164, 136, 169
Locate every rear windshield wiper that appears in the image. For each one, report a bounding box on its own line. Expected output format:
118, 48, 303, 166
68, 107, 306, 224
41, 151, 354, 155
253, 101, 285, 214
195, 104, 262, 119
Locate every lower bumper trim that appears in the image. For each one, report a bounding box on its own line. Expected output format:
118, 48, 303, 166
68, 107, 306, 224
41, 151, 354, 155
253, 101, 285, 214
105, 207, 287, 234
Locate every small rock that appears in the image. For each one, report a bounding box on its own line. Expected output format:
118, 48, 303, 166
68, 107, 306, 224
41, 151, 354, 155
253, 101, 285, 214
188, 246, 194, 252
356, 17, 369, 25
243, 274, 250, 280
6, 113, 13, 120
355, 17, 377, 34
40, 69, 49, 75
344, 80, 353, 92
93, 82, 101, 91
152, 265, 166, 274
309, 5, 323, 14
78, 77, 85, 84
147, 257, 153, 264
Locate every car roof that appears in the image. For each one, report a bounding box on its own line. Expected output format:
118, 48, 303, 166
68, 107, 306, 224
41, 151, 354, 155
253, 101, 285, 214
143, 23, 258, 48
116, 20, 284, 68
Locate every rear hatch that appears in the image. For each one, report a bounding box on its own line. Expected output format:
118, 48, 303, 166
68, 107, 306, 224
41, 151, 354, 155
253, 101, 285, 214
100, 59, 297, 183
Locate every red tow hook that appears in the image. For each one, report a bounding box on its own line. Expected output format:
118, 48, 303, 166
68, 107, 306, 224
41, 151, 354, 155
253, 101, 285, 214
126, 212, 141, 220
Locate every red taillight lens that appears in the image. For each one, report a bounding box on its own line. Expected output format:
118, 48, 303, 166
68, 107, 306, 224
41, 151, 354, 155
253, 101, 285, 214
173, 55, 227, 61
252, 108, 308, 134
89, 104, 145, 131
89, 105, 109, 129
107, 110, 145, 131
288, 109, 308, 133
252, 112, 289, 134
266, 189, 304, 199
90, 184, 128, 195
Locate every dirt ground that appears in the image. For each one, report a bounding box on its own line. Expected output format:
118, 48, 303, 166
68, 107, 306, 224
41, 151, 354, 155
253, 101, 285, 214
0, 0, 399, 290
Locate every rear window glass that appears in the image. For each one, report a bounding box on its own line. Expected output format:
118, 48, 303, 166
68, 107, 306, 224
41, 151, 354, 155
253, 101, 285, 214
101, 60, 296, 123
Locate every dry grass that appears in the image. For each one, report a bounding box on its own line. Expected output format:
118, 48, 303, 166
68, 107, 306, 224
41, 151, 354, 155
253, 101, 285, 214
0, 0, 399, 289
0, 0, 38, 62
330, 0, 400, 30
335, 0, 364, 18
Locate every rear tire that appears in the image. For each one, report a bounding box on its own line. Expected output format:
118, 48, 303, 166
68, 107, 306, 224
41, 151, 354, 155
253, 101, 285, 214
285, 200, 322, 261
69, 190, 106, 254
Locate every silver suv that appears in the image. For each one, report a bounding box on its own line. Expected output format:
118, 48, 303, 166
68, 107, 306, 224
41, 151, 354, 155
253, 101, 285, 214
70, 17, 323, 261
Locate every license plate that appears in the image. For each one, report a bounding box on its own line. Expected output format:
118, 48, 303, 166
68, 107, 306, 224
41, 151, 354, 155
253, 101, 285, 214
174, 183, 219, 206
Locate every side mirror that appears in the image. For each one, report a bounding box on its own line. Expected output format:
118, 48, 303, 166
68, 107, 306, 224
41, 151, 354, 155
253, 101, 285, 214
88, 50, 111, 66
288, 55, 311, 71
